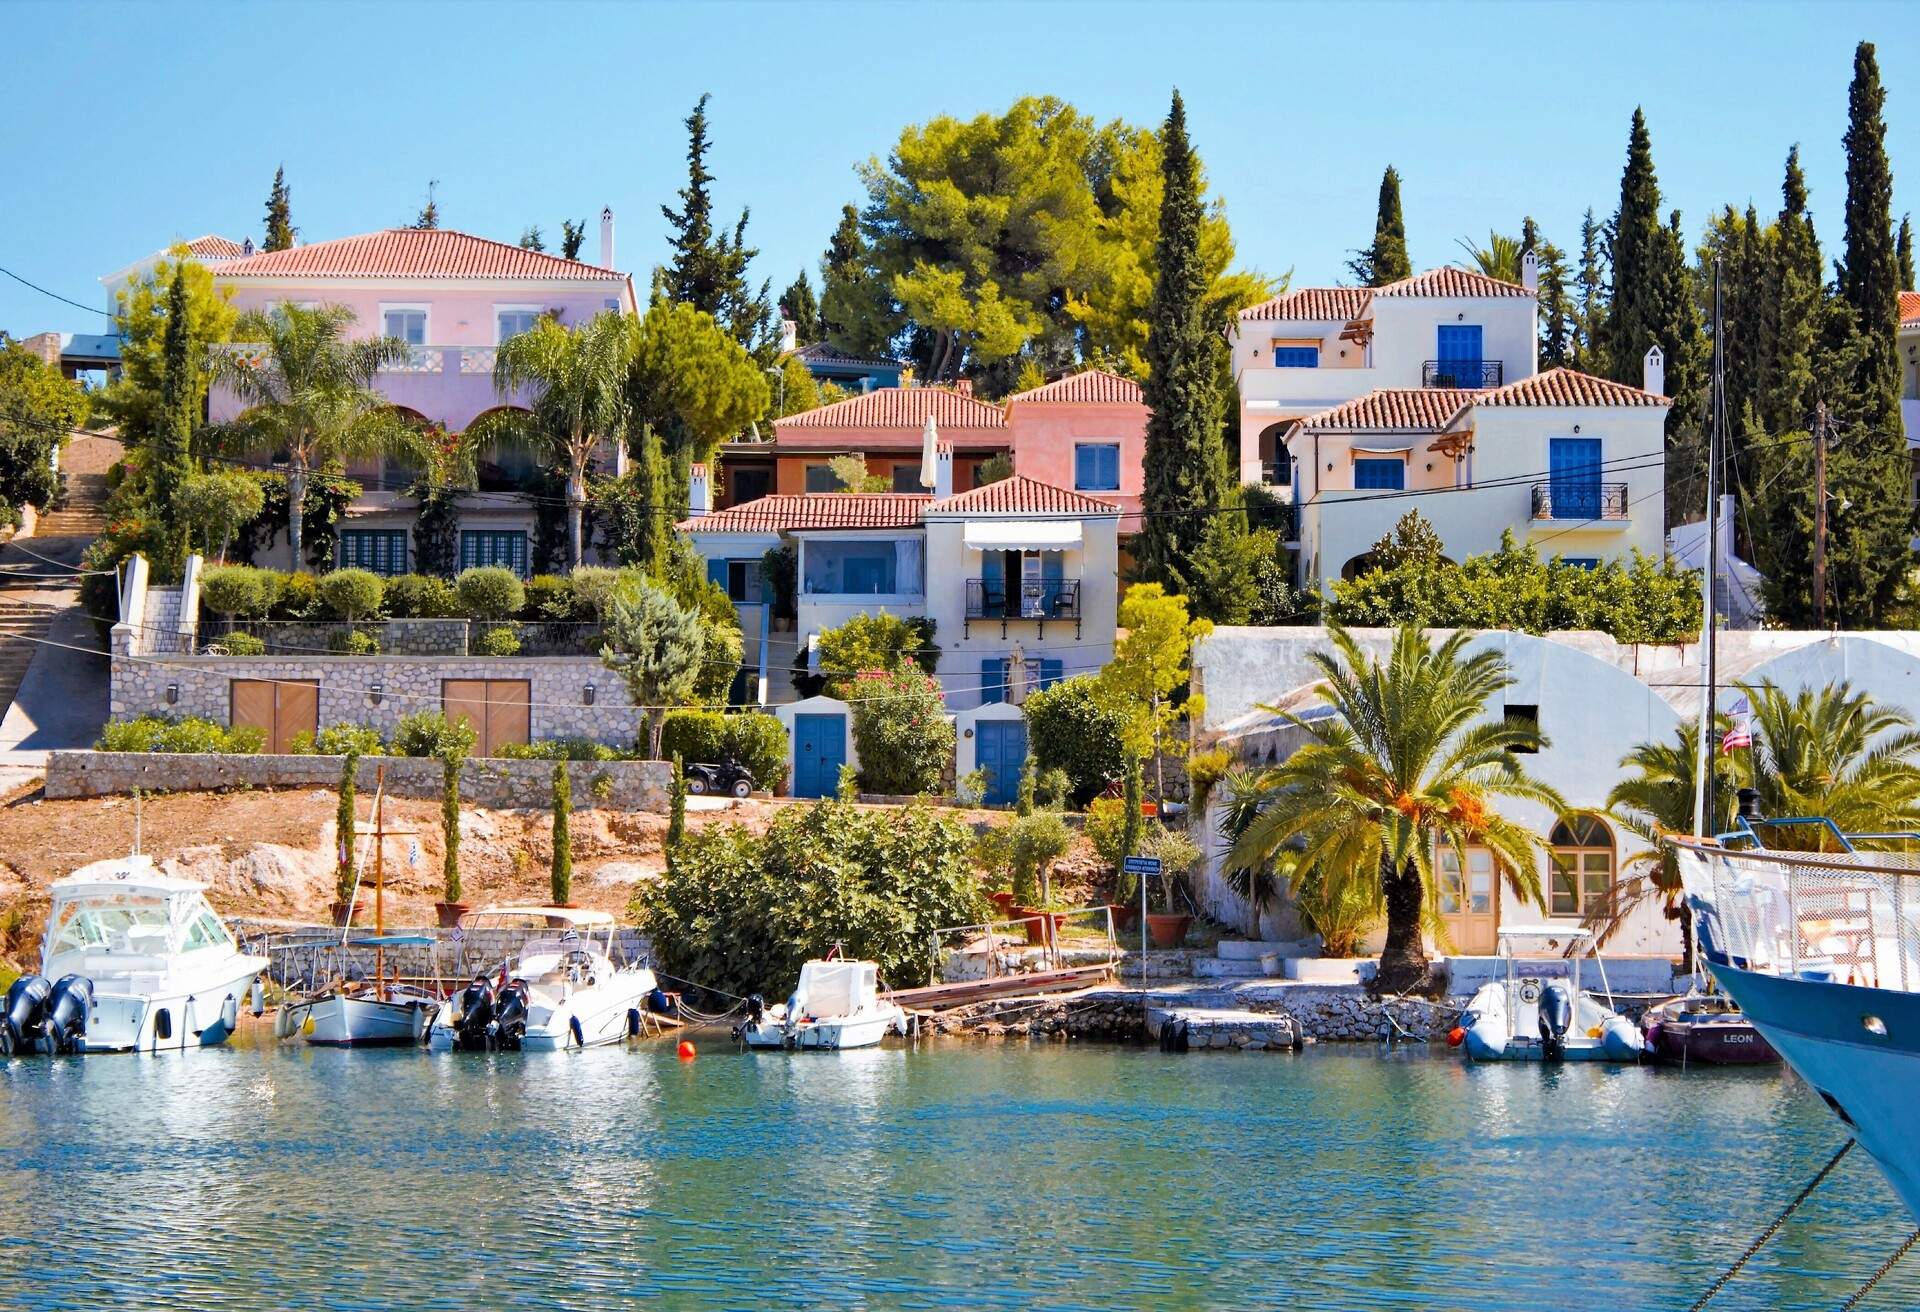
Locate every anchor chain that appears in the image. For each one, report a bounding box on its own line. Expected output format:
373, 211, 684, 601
1838, 1227, 1920, 1311
1688, 1138, 1855, 1311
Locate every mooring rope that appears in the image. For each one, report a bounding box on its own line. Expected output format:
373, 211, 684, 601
1837, 1227, 1920, 1310
1687, 1138, 1855, 1311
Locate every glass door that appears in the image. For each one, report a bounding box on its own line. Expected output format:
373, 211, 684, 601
1437, 845, 1498, 954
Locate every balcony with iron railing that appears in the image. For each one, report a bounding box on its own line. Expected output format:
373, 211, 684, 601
964, 578, 1081, 637
1422, 359, 1505, 389
1530, 482, 1629, 522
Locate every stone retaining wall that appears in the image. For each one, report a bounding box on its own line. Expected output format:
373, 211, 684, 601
924, 989, 1145, 1042
45, 750, 671, 811
233, 920, 654, 987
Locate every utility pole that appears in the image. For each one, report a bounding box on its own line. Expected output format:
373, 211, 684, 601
1812, 401, 1829, 629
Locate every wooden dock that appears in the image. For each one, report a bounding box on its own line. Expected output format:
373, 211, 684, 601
882, 965, 1116, 1011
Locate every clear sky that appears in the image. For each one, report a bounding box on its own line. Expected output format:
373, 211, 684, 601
3, 0, 1915, 338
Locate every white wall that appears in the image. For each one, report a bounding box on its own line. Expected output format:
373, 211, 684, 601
1367, 297, 1538, 389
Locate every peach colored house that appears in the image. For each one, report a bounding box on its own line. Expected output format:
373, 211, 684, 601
1004, 369, 1148, 533
754, 386, 1011, 498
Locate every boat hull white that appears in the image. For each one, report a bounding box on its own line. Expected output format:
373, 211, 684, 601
1461, 979, 1642, 1063
740, 1005, 905, 1051
426, 968, 658, 1052
299, 993, 434, 1047
78, 959, 267, 1054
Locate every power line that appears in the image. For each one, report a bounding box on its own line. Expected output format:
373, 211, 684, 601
0, 265, 118, 321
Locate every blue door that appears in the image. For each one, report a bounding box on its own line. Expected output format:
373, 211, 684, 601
793, 713, 846, 799
977, 719, 1028, 807
1548, 438, 1602, 519
1436, 324, 1483, 387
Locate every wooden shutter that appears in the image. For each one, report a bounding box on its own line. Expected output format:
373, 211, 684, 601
274, 681, 319, 754
443, 679, 489, 746
485, 681, 530, 754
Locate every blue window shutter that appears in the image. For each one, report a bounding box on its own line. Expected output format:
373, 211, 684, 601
1353, 459, 1404, 491
1074, 445, 1092, 488
1101, 444, 1119, 488
706, 558, 727, 587
1039, 658, 1063, 689
981, 658, 1007, 704
1271, 346, 1319, 368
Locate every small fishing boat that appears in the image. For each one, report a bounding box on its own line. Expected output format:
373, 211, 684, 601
1643, 990, 1778, 1066
736, 957, 906, 1051
425, 907, 656, 1051
1455, 926, 1642, 1063
2, 856, 267, 1055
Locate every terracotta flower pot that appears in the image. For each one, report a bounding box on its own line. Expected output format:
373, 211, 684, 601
1110, 903, 1140, 934
330, 899, 365, 928
989, 890, 1017, 919
434, 901, 469, 929
1145, 913, 1191, 949
1017, 906, 1067, 946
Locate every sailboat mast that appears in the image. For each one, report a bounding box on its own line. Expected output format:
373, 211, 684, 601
374, 765, 387, 1001
1690, 264, 1725, 838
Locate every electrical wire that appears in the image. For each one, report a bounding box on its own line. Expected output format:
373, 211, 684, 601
0, 265, 119, 321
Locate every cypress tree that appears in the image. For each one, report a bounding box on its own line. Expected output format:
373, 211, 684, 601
262, 166, 295, 252
1347, 165, 1411, 286
665, 754, 686, 875
1524, 216, 1573, 367
1761, 146, 1823, 436
560, 218, 586, 261
1837, 41, 1903, 440
550, 762, 572, 906
334, 751, 359, 909
778, 270, 819, 342
1898, 215, 1915, 291
152, 270, 197, 565
1139, 90, 1227, 597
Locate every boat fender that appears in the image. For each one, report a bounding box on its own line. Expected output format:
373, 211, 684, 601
628, 1009, 643, 1038
648, 987, 675, 1016
44, 976, 93, 1054
249, 978, 265, 1017
1446, 1026, 1467, 1048
569, 1016, 585, 1048
220, 993, 240, 1034
1, 975, 52, 1055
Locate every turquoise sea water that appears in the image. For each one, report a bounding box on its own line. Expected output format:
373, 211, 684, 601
0, 1034, 1915, 1311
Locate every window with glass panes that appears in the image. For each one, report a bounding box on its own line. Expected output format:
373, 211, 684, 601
1548, 815, 1614, 916
338, 529, 409, 576
459, 530, 531, 577
496, 309, 541, 343
382, 308, 426, 344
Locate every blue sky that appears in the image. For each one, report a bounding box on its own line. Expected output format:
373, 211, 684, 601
3, 1, 1915, 338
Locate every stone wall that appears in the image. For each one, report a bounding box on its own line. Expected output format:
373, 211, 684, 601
232, 920, 654, 987
110, 652, 644, 746
45, 750, 671, 812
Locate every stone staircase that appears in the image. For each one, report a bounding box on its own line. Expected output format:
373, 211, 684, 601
0, 598, 61, 719
1192, 938, 1317, 980
39, 472, 108, 538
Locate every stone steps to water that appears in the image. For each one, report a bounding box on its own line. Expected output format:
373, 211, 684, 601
1193, 957, 1279, 979
1213, 939, 1313, 962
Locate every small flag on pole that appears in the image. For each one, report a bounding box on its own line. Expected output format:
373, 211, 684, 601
1720, 694, 1752, 754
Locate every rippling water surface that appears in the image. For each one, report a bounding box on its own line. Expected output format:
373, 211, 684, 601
1, 1032, 1915, 1310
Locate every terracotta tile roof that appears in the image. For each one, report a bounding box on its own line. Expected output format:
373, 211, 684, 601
773, 386, 1009, 431
1475, 367, 1670, 408
1901, 291, 1920, 328
186, 235, 247, 259
1239, 287, 1373, 322
1298, 389, 1478, 433
678, 493, 931, 534
794, 342, 900, 369
1373, 267, 1534, 299
1005, 368, 1144, 405
218, 229, 624, 280
925, 476, 1120, 517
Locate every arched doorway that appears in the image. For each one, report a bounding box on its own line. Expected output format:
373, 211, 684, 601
1257, 422, 1293, 486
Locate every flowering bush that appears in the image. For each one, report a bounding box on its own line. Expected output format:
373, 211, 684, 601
850, 666, 954, 795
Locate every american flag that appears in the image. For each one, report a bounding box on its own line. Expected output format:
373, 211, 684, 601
1721, 694, 1752, 754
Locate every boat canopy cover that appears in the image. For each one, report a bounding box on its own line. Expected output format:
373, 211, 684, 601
348, 935, 436, 947
459, 905, 616, 928
793, 959, 879, 1019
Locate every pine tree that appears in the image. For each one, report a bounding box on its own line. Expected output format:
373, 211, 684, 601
262, 166, 295, 252
1524, 217, 1573, 367
819, 204, 893, 358
1139, 91, 1227, 596
1571, 209, 1608, 372
1346, 165, 1411, 286
1898, 215, 1915, 291
779, 270, 820, 342
659, 95, 771, 354
560, 219, 586, 261
518, 225, 546, 252
414, 179, 440, 230
1837, 41, 1903, 441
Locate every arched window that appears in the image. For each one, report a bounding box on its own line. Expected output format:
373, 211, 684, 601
1549, 815, 1613, 917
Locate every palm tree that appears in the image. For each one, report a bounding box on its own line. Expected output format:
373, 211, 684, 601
1739, 680, 1920, 845
1597, 717, 1735, 953
1456, 231, 1522, 283
478, 312, 631, 569
1225, 624, 1563, 993
213, 304, 415, 565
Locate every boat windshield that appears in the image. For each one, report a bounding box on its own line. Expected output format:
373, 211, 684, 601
47, 895, 173, 957
517, 935, 603, 963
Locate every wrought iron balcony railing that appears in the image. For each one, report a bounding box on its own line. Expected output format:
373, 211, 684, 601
1530, 482, 1629, 521
1422, 359, 1504, 389
964, 578, 1082, 636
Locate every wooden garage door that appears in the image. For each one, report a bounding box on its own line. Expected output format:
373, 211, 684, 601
442, 679, 531, 757
230, 679, 319, 755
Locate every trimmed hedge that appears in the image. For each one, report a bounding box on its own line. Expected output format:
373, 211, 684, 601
659, 709, 788, 789
96, 715, 266, 754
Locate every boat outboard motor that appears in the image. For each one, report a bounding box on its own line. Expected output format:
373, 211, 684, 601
493, 979, 529, 1051
1538, 980, 1574, 1061
0, 975, 52, 1056
453, 976, 496, 1051
42, 976, 92, 1055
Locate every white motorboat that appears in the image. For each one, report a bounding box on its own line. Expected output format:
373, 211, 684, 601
0, 856, 267, 1055
737, 958, 906, 1051
1456, 926, 1642, 1063
425, 907, 657, 1052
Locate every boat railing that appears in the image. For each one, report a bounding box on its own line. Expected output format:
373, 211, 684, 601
1673, 839, 1920, 993
926, 906, 1120, 983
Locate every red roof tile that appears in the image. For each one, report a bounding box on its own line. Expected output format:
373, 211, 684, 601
1299, 389, 1478, 433
1901, 291, 1920, 328
773, 386, 1008, 431
926, 476, 1119, 517
218, 229, 624, 280
1373, 267, 1534, 299
1239, 287, 1372, 322
187, 235, 247, 259
1005, 369, 1144, 405
678, 493, 931, 534
1475, 367, 1670, 408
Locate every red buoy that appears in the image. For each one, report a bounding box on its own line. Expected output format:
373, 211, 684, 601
1446, 1026, 1466, 1048
677, 1040, 697, 1061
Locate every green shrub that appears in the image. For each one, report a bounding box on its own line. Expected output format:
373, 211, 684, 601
659, 709, 727, 767
289, 722, 387, 756
568, 565, 626, 619
316, 568, 385, 621
851, 667, 953, 794
472, 624, 521, 656
384, 574, 461, 619
658, 710, 788, 789
522, 574, 576, 620
498, 738, 621, 762
1024, 675, 1129, 807
815, 612, 938, 691
206, 631, 265, 656
96, 715, 265, 754
391, 709, 477, 759
200, 564, 274, 618
270, 571, 318, 620
455, 566, 524, 621
635, 797, 983, 997
328, 628, 381, 655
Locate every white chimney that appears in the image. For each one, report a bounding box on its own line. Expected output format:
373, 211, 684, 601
687, 462, 711, 517
1520, 249, 1539, 292
779, 318, 798, 353
1643, 344, 1666, 397
934, 443, 953, 500
599, 206, 615, 269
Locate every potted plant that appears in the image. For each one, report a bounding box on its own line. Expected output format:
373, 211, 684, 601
1007, 811, 1073, 947
330, 753, 366, 927
1143, 824, 1200, 949
407, 715, 476, 928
